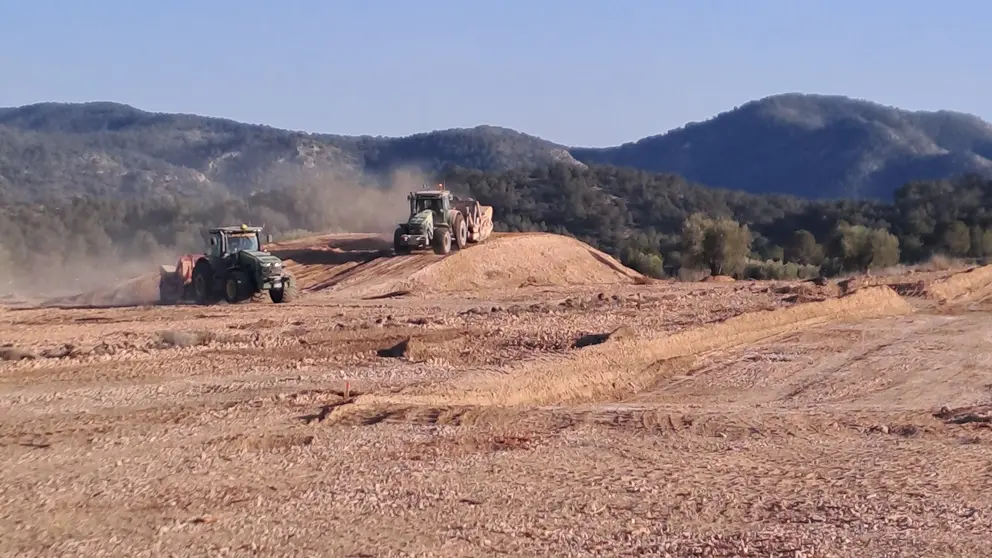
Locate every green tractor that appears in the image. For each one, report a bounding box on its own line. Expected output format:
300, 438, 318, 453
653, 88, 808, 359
159, 225, 298, 305
393, 184, 494, 255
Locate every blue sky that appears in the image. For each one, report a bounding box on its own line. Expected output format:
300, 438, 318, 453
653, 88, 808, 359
1, 0, 988, 147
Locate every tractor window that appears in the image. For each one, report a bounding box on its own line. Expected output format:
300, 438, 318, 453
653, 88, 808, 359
416, 197, 443, 213
227, 234, 260, 253
208, 232, 223, 257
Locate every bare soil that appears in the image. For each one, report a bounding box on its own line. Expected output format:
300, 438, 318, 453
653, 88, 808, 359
2, 233, 992, 557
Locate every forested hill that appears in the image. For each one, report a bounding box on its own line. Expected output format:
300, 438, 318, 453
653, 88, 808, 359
2, 94, 991, 201
571, 93, 992, 200
0, 101, 583, 201
435, 165, 992, 275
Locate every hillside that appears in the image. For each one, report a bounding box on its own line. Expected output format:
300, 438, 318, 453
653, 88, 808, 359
0, 102, 583, 201
321, 126, 583, 175
571, 93, 992, 200
1, 94, 991, 201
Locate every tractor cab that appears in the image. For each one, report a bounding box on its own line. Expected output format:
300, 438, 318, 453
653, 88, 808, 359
207, 225, 273, 258
408, 184, 452, 224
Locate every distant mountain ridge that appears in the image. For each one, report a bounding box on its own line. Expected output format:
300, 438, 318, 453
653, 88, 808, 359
0, 101, 587, 200
1, 93, 991, 201
571, 93, 992, 200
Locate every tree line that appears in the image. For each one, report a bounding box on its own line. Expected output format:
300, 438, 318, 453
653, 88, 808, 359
2, 162, 991, 288
437, 164, 992, 279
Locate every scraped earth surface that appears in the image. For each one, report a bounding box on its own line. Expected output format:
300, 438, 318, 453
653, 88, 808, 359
3, 232, 992, 557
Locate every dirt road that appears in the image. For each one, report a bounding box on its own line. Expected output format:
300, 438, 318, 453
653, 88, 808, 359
2, 233, 991, 557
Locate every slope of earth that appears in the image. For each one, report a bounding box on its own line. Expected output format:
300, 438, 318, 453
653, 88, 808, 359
2, 268, 992, 556
30, 231, 642, 309
271, 231, 644, 298
266, 232, 397, 295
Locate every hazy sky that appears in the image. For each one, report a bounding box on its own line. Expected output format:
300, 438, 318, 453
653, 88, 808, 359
1, 0, 988, 146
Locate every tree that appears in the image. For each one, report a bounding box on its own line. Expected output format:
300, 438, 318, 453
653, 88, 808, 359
942, 221, 970, 257
784, 229, 824, 265
981, 230, 992, 259
969, 226, 992, 258
678, 213, 715, 270
623, 248, 665, 278
830, 222, 900, 271
867, 228, 900, 269
701, 218, 752, 277
832, 222, 869, 271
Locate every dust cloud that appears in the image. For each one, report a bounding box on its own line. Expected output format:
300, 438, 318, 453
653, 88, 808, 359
0, 165, 436, 306
0, 248, 184, 307
259, 165, 431, 236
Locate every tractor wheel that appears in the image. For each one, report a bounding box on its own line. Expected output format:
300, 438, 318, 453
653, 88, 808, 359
432, 228, 452, 255
453, 213, 468, 250
224, 271, 250, 304
393, 226, 411, 255
270, 272, 298, 303
192, 261, 214, 305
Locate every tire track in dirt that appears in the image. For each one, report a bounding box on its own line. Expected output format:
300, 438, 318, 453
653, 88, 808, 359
774, 318, 939, 404
323, 286, 915, 424
319, 396, 962, 445
612, 310, 992, 419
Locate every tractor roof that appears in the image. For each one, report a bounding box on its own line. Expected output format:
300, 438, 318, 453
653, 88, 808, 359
209, 225, 264, 233
414, 190, 448, 197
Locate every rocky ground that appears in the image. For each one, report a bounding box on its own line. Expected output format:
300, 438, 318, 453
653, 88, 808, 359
2, 234, 992, 557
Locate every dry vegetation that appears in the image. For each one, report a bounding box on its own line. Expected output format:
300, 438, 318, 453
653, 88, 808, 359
2, 232, 992, 557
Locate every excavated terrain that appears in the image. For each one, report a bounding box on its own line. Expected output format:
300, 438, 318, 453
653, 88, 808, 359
3, 232, 992, 557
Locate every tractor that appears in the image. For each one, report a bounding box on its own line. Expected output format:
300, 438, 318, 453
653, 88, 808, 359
158, 224, 298, 305
393, 184, 493, 255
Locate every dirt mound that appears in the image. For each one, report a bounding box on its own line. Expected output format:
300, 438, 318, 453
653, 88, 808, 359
328, 286, 914, 418
40, 273, 161, 309
703, 275, 736, 283
402, 233, 642, 293
919, 265, 992, 304
775, 279, 841, 302
276, 232, 644, 297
